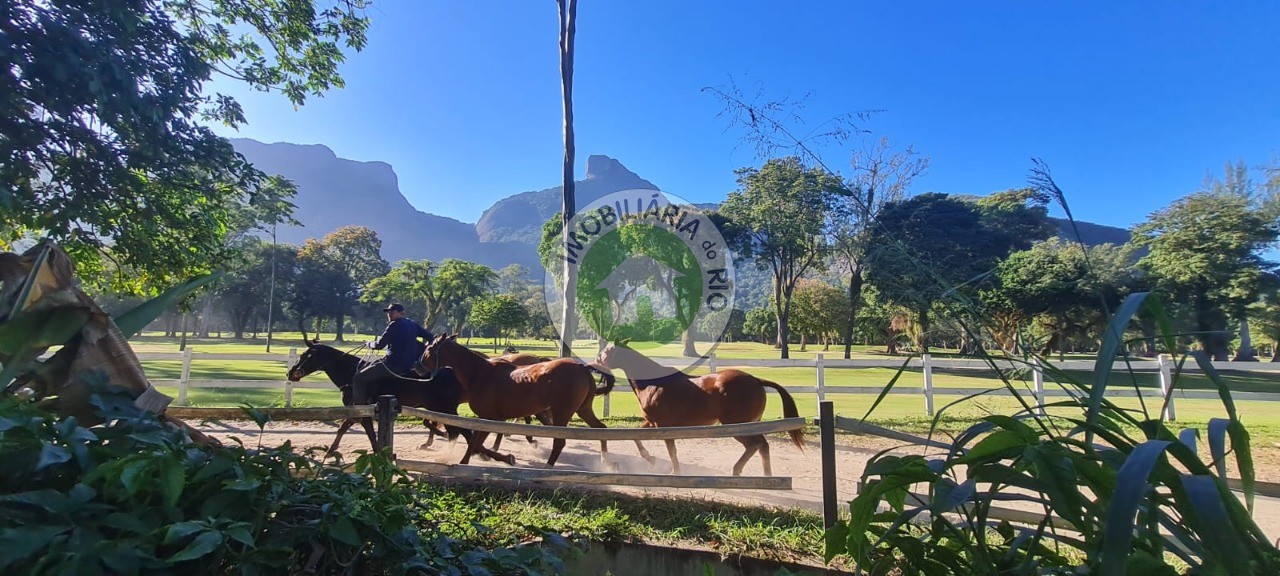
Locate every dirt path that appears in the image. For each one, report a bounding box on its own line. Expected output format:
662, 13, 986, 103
195, 421, 1280, 542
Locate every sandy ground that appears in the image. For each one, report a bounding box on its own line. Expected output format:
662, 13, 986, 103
192, 420, 1280, 542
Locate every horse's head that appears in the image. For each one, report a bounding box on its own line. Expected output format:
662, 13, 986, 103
422, 333, 460, 372
287, 341, 335, 383
596, 338, 633, 370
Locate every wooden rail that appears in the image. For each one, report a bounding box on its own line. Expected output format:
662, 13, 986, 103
399, 406, 806, 440
165, 405, 374, 420
397, 459, 791, 489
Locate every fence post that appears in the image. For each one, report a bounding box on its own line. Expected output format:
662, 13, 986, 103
284, 347, 298, 408
815, 353, 826, 417
376, 395, 399, 457
922, 353, 934, 417
603, 386, 611, 418
820, 400, 838, 530
709, 352, 718, 374
1158, 354, 1175, 421
178, 347, 193, 406
1033, 357, 1046, 416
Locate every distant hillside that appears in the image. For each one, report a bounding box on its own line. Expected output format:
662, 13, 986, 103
231, 139, 538, 269
475, 155, 659, 244
232, 139, 1135, 297
1050, 217, 1131, 246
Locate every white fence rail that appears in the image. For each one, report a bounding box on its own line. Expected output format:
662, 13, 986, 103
146, 349, 1280, 417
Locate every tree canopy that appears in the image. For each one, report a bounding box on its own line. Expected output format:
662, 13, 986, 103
0, 0, 368, 290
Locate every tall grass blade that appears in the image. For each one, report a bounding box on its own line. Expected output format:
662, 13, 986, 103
1178, 474, 1253, 573
1100, 439, 1170, 576
1227, 420, 1255, 514
1089, 292, 1148, 433
1177, 428, 1198, 452
1208, 418, 1230, 479
856, 355, 914, 423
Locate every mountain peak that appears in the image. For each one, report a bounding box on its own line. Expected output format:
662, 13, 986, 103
586, 155, 636, 180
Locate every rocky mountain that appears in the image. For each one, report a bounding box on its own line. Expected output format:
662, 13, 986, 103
475, 155, 659, 244
232, 139, 1133, 280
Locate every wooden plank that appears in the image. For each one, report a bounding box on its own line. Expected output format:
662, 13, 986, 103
833, 415, 951, 450
399, 406, 806, 440
150, 379, 334, 390
166, 406, 374, 421
397, 459, 792, 490
1226, 477, 1280, 499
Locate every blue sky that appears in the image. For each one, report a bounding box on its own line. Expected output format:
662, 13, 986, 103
208, 1, 1280, 229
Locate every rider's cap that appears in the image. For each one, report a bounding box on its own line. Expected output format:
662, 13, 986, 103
383, 303, 405, 313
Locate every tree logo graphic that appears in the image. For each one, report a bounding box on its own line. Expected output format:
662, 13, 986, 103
543, 189, 736, 377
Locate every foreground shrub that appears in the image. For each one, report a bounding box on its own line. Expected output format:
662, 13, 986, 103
0, 386, 572, 575
826, 293, 1280, 575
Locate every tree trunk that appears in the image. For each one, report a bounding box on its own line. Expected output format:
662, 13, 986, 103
799, 332, 807, 352
335, 313, 346, 342
917, 308, 930, 354
200, 298, 214, 338
178, 311, 189, 351
842, 266, 863, 359
1139, 316, 1158, 357
1233, 317, 1258, 361
556, 0, 578, 359
776, 285, 793, 359
682, 324, 697, 357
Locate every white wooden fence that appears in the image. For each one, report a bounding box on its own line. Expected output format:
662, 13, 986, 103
148, 349, 1280, 419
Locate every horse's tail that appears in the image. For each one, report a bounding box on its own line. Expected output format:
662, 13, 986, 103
759, 379, 805, 450
586, 364, 615, 396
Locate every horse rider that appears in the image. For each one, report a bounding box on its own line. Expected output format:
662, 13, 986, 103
351, 303, 435, 404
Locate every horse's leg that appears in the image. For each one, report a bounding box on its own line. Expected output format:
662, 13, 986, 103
459, 429, 489, 465
664, 439, 680, 475
327, 418, 358, 456
490, 430, 505, 453
633, 421, 657, 465
731, 435, 765, 477
421, 419, 435, 448
524, 415, 536, 445
360, 417, 378, 451
575, 404, 611, 468
757, 435, 772, 477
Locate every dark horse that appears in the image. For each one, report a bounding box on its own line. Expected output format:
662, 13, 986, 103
596, 343, 804, 476
285, 338, 513, 463
422, 334, 615, 468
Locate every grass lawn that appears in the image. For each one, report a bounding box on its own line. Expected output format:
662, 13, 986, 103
138, 334, 1280, 443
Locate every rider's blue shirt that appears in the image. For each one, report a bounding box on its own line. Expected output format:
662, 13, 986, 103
373, 318, 434, 372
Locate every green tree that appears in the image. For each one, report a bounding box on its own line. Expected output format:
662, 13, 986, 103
743, 307, 777, 344
361, 261, 436, 325
829, 137, 929, 358
470, 295, 529, 352
1, 0, 367, 289
787, 278, 849, 351
1134, 177, 1279, 361
434, 260, 499, 334
719, 157, 844, 358
291, 226, 387, 341
866, 191, 1052, 352
217, 239, 299, 339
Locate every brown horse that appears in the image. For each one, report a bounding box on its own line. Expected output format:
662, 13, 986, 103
413, 350, 552, 450
422, 334, 614, 468
596, 343, 804, 476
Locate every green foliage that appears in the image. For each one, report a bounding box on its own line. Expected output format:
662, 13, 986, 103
1133, 171, 1279, 360
786, 279, 848, 349
216, 240, 299, 338
825, 293, 1280, 575
865, 191, 1054, 350
0, 0, 366, 292
290, 226, 388, 335
0, 390, 574, 575
470, 295, 529, 347
719, 157, 846, 358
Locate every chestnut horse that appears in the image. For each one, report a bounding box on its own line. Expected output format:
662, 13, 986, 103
413, 349, 552, 450
422, 334, 614, 468
596, 343, 804, 476
285, 340, 512, 463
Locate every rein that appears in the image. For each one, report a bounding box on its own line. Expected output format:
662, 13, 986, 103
294, 344, 370, 388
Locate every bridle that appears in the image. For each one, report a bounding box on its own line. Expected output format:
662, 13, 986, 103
289, 343, 369, 389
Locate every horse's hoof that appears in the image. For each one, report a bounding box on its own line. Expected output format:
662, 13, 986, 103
642, 456, 657, 466
503, 455, 516, 466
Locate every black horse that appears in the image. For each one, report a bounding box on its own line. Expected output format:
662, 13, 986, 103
285, 340, 514, 463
